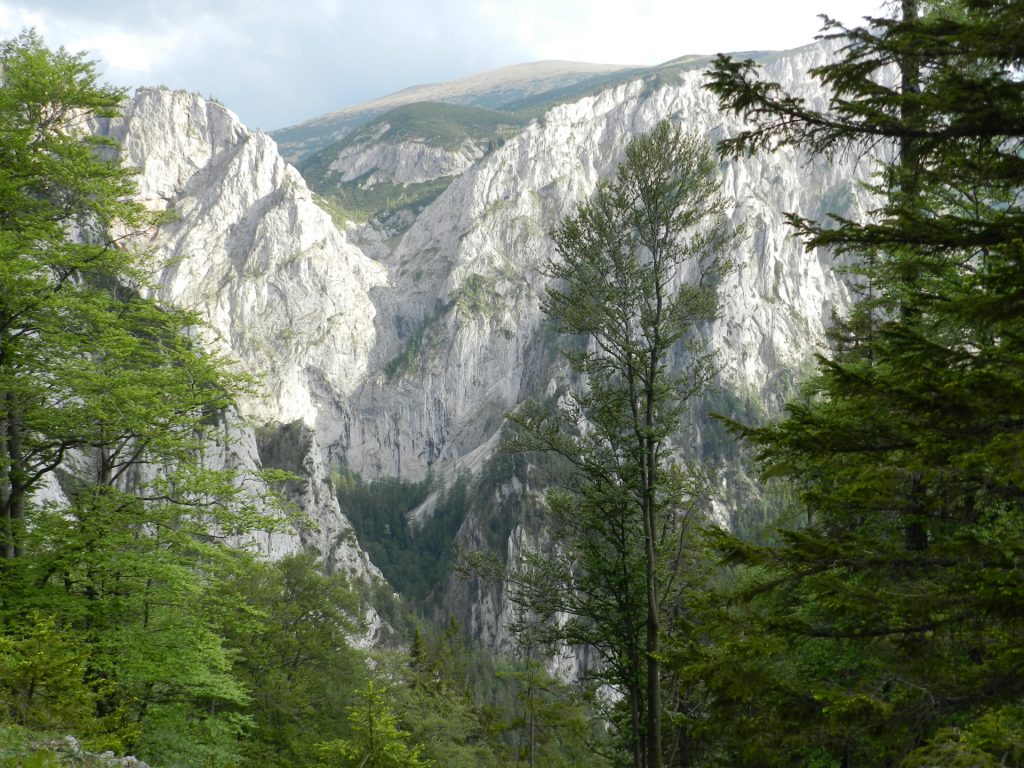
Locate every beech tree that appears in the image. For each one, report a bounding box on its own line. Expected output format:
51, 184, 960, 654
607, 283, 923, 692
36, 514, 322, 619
695, 1, 1024, 764
0, 29, 151, 558
508, 121, 736, 768
0, 31, 283, 762
221, 554, 365, 768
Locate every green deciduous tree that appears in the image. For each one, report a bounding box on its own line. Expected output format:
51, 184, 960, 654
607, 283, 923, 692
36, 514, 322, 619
222, 553, 366, 768
696, 1, 1024, 764
507, 120, 737, 768
0, 30, 284, 763
0, 28, 156, 559
319, 678, 432, 768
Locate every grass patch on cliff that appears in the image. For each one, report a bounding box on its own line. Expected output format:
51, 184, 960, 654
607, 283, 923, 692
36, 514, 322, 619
383, 298, 453, 382
312, 192, 365, 227
330, 101, 527, 152
455, 273, 503, 321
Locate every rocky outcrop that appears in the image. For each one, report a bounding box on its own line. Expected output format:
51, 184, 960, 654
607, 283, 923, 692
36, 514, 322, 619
92, 41, 877, 654
326, 128, 485, 186
97, 88, 387, 428
90, 89, 387, 585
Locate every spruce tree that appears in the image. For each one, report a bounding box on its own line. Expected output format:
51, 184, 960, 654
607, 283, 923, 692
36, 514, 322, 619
696, 1, 1024, 763
319, 679, 432, 768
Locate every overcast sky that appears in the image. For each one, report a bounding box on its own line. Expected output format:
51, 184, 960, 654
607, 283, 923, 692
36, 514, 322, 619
0, 1, 886, 132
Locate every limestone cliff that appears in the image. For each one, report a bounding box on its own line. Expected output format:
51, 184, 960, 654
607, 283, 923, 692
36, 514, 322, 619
330, 43, 873, 486
95, 41, 878, 652
91, 89, 386, 587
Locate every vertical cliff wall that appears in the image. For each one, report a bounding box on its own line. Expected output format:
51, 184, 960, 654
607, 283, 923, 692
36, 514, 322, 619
94, 41, 879, 652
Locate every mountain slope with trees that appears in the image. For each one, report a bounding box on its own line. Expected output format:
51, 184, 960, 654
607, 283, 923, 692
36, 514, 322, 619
7, 0, 1020, 762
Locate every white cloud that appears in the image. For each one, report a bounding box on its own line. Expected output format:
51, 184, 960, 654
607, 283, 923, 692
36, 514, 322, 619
0, 5, 48, 37
476, 0, 884, 65
0, 0, 887, 130
73, 29, 181, 74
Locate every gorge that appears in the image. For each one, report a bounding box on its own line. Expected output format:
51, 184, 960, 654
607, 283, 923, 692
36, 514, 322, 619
87, 39, 875, 651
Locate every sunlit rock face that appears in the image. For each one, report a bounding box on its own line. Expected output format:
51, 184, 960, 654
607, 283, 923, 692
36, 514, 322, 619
91, 89, 387, 585
333, 41, 873, 490
94, 40, 876, 656
100, 88, 387, 428
325, 128, 486, 187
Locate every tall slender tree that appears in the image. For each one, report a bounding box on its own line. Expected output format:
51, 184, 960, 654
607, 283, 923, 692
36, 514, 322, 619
508, 120, 737, 768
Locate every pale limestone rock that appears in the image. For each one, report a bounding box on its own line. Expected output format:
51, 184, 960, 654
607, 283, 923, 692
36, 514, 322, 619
96, 88, 387, 428
90, 89, 386, 588
88, 42, 878, 656
336, 42, 874, 490
326, 127, 485, 186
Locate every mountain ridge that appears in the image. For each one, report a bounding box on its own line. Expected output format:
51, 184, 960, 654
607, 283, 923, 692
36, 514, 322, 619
270, 46, 812, 164
271, 59, 636, 161
89, 38, 876, 654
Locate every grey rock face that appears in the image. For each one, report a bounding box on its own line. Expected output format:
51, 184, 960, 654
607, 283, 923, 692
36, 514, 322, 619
91, 89, 386, 585
97, 42, 875, 653
334, 42, 872, 486
326, 128, 486, 186
97, 88, 387, 428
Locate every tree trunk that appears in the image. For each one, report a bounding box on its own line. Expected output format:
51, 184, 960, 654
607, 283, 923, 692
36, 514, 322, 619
643, 466, 662, 768
1, 409, 10, 560
899, 0, 929, 555
644, 267, 666, 768
630, 684, 644, 768
4, 391, 25, 558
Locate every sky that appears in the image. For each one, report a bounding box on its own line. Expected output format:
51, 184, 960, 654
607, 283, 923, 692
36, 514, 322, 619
0, 1, 886, 132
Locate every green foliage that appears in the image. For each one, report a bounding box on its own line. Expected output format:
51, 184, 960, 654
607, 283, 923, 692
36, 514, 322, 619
474, 448, 572, 556
313, 101, 527, 154
493, 658, 604, 768
375, 621, 605, 768
339, 471, 474, 605
455, 274, 501, 320
385, 639, 500, 768
312, 176, 454, 225
0, 28, 154, 559
0, 30, 288, 766
696, 1, 1024, 764
221, 554, 366, 768
17, 491, 266, 763
318, 679, 432, 768
505, 120, 737, 768
0, 614, 101, 737
0, 725, 60, 768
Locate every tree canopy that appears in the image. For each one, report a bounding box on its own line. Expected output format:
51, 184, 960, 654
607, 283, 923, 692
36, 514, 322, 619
507, 120, 736, 768
0, 29, 286, 763
694, 1, 1024, 764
